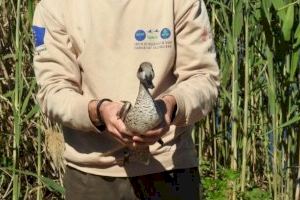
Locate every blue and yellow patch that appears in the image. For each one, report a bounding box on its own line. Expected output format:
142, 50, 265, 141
32, 26, 45, 47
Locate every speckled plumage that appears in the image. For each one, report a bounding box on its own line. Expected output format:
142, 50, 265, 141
124, 83, 162, 134
121, 62, 163, 165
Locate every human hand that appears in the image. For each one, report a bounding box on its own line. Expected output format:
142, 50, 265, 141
131, 95, 177, 147
100, 101, 136, 145
88, 100, 133, 145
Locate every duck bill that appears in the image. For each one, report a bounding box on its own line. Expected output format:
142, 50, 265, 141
149, 82, 155, 89
144, 80, 155, 89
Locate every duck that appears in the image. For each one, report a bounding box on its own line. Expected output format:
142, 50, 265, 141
120, 62, 163, 133
118, 62, 164, 165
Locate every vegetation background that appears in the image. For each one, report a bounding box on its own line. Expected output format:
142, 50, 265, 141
0, 0, 299, 199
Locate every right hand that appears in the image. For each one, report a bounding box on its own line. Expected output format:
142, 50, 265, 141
99, 101, 134, 146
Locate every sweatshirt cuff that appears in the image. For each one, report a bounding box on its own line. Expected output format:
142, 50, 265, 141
163, 90, 187, 127
79, 98, 100, 133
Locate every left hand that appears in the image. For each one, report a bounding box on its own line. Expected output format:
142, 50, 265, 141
131, 95, 177, 147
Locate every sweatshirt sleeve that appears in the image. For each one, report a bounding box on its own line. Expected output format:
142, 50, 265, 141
167, 0, 220, 126
32, 3, 98, 132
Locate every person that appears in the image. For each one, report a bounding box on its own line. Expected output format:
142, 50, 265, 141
32, 0, 219, 199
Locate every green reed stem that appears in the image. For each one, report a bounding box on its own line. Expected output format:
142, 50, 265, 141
12, 0, 22, 199
230, 0, 238, 172
241, 0, 249, 192
37, 121, 42, 200
211, 3, 218, 179
266, 45, 278, 200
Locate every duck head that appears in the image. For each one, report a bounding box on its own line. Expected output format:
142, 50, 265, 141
137, 62, 155, 89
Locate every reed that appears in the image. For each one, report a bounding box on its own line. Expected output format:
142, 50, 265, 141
0, 0, 299, 199
240, 0, 249, 192
12, 0, 22, 198
201, 0, 300, 199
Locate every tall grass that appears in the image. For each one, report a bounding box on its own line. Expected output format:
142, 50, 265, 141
200, 0, 300, 199
0, 0, 299, 199
1, 0, 63, 199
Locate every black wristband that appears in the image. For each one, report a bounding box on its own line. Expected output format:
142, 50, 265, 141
171, 104, 177, 123
96, 98, 112, 131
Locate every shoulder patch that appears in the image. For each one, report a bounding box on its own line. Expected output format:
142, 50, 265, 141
32, 26, 46, 47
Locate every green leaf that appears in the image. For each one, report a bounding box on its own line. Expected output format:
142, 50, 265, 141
293, 38, 300, 49
293, 24, 300, 48
290, 49, 300, 80
233, 0, 244, 37
271, 0, 286, 20
3, 90, 14, 99
266, 115, 300, 135
24, 104, 40, 121
224, 169, 239, 180
21, 80, 36, 115
0, 167, 65, 195
262, 0, 272, 21
282, 5, 294, 41
295, 24, 300, 39
40, 176, 65, 194
279, 115, 300, 129
220, 2, 231, 34
244, 188, 272, 200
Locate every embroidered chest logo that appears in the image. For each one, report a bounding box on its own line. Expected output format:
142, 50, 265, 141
134, 28, 172, 50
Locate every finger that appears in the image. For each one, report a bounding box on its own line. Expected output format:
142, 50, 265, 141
126, 142, 149, 150
107, 126, 132, 145
132, 135, 158, 144
144, 120, 170, 136
131, 142, 150, 149
144, 128, 163, 136
114, 119, 133, 136
143, 125, 169, 137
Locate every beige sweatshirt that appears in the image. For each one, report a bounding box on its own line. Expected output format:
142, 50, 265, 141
32, 0, 219, 177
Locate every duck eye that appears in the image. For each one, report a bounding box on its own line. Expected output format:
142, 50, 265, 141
138, 66, 143, 73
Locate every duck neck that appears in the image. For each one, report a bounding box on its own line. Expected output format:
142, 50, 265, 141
136, 82, 153, 102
